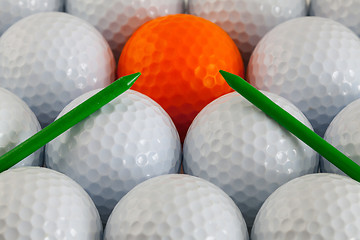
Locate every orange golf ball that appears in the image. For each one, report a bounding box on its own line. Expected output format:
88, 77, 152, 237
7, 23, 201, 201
118, 14, 244, 142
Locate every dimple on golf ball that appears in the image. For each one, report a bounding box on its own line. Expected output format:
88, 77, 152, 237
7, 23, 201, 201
45, 89, 181, 225
188, 0, 307, 64
252, 173, 360, 239
65, 0, 185, 60
248, 17, 360, 136
320, 98, 360, 175
0, 0, 64, 35
183, 91, 318, 229
0, 167, 102, 239
104, 174, 249, 240
0, 12, 115, 127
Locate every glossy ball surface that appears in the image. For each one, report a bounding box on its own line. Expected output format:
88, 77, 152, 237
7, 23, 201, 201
118, 14, 244, 142
248, 17, 360, 136
0, 12, 115, 127
46, 89, 181, 225
0, 167, 102, 239
188, 0, 307, 64
0, 88, 42, 168
320, 98, 360, 174
252, 173, 360, 239
310, 0, 360, 36
105, 174, 249, 240
0, 0, 64, 35
183, 91, 318, 228
65, 0, 185, 60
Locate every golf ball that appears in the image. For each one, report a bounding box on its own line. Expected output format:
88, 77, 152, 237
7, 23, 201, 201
188, 0, 307, 64
252, 173, 360, 239
46, 89, 181, 225
0, 12, 115, 127
310, 0, 360, 36
320, 98, 360, 175
0, 167, 102, 239
118, 14, 244, 142
0, 88, 42, 168
104, 174, 249, 240
248, 17, 360, 136
65, 0, 185, 60
183, 91, 318, 229
0, 0, 64, 36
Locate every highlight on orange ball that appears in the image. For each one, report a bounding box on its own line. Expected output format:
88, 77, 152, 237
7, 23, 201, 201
118, 14, 244, 142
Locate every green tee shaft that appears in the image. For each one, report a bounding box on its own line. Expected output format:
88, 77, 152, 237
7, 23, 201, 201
220, 70, 360, 182
0, 72, 141, 172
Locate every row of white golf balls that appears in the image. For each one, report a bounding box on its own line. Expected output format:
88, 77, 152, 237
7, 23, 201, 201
1, 1, 360, 138
1, 0, 359, 62
4, 167, 359, 239
1, 0, 360, 239
1, 79, 360, 239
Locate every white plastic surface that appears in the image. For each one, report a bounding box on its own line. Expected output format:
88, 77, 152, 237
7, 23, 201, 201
0, 167, 102, 239
0, 0, 64, 35
0, 12, 116, 127
65, 0, 185, 60
252, 173, 360, 239
0, 88, 42, 168
188, 0, 307, 64
321, 98, 360, 175
310, 0, 360, 36
46, 89, 182, 225
183, 91, 318, 229
105, 174, 249, 240
248, 17, 360, 136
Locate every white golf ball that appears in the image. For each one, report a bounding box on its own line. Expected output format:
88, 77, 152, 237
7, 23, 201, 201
188, 0, 307, 64
104, 174, 249, 240
45, 89, 181, 225
0, 0, 64, 35
183, 91, 318, 229
0, 167, 102, 239
0, 12, 116, 127
320, 98, 360, 175
248, 17, 360, 136
65, 0, 185, 60
0, 88, 42, 168
310, 0, 360, 36
252, 173, 360, 239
